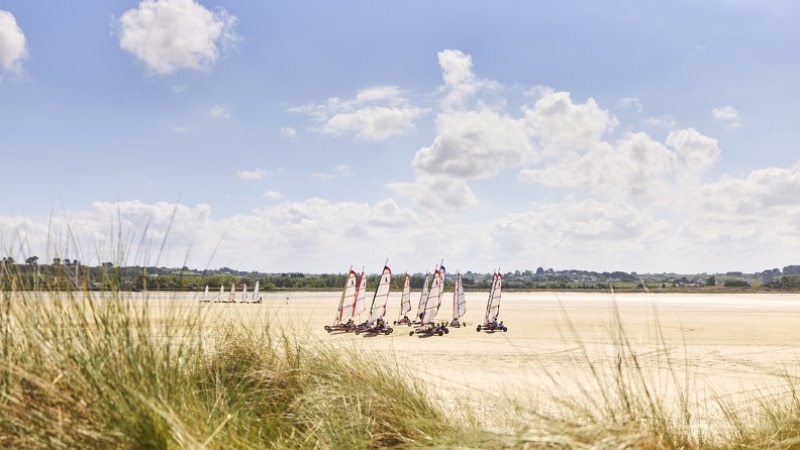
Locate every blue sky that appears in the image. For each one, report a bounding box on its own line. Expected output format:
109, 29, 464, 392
1, 1, 799, 275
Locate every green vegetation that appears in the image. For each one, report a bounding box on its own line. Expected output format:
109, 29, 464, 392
5, 258, 800, 293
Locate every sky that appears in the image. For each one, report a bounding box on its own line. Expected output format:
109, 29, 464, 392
1, 1, 799, 275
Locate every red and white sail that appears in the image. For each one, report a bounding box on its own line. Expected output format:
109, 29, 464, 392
354, 268, 368, 317
367, 265, 393, 324
397, 272, 411, 321
453, 272, 467, 320
422, 266, 445, 324
484, 271, 502, 324
334, 268, 359, 324
414, 273, 430, 322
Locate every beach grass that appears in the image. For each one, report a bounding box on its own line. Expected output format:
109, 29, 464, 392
0, 278, 464, 449
4, 265, 800, 448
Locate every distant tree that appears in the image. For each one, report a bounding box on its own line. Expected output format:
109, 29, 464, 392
707, 275, 716, 287
53, 257, 61, 266
723, 279, 750, 288
783, 265, 800, 275
26, 256, 39, 265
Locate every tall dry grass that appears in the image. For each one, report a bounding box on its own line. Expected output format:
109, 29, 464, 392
0, 276, 462, 449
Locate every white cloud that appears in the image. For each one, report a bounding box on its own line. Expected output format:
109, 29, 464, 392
643, 114, 676, 129
400, 73, 619, 209
518, 127, 719, 206
388, 175, 479, 211
0, 10, 28, 72
485, 199, 675, 272
237, 169, 266, 180
711, 105, 742, 130
311, 165, 354, 181
263, 190, 284, 200
333, 165, 354, 177
616, 97, 642, 113
4, 155, 800, 273
666, 127, 720, 173
290, 85, 428, 141
437, 49, 502, 112
280, 126, 297, 139
522, 90, 618, 160
673, 165, 800, 268
209, 104, 230, 119
412, 108, 530, 179
116, 0, 238, 75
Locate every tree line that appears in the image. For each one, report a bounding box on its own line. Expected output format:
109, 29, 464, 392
0, 259, 491, 293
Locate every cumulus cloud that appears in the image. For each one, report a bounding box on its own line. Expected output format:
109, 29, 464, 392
209, 104, 230, 119
263, 190, 284, 200
243, 197, 429, 268
412, 108, 530, 178
0, 9, 28, 72
280, 126, 297, 139
643, 114, 676, 129
1, 199, 428, 271
0, 201, 214, 267
237, 169, 266, 180
311, 165, 354, 181
676, 165, 800, 261
116, 0, 238, 75
616, 97, 642, 113
437, 49, 502, 112
290, 85, 428, 141
711, 105, 742, 130
388, 175, 479, 211
522, 89, 618, 161
398, 58, 618, 210
394, 47, 730, 217
518, 126, 719, 205
486, 199, 674, 271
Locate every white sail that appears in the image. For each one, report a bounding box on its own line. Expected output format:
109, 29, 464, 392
229, 283, 236, 302
354, 269, 368, 317
398, 273, 411, 320
203, 284, 209, 302
334, 268, 359, 324
422, 267, 444, 324
367, 265, 393, 324
241, 282, 248, 302
484, 271, 502, 324
218, 284, 224, 302
253, 280, 260, 302
453, 272, 467, 320
415, 273, 430, 322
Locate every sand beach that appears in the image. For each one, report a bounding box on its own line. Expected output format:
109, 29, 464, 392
151, 289, 800, 429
